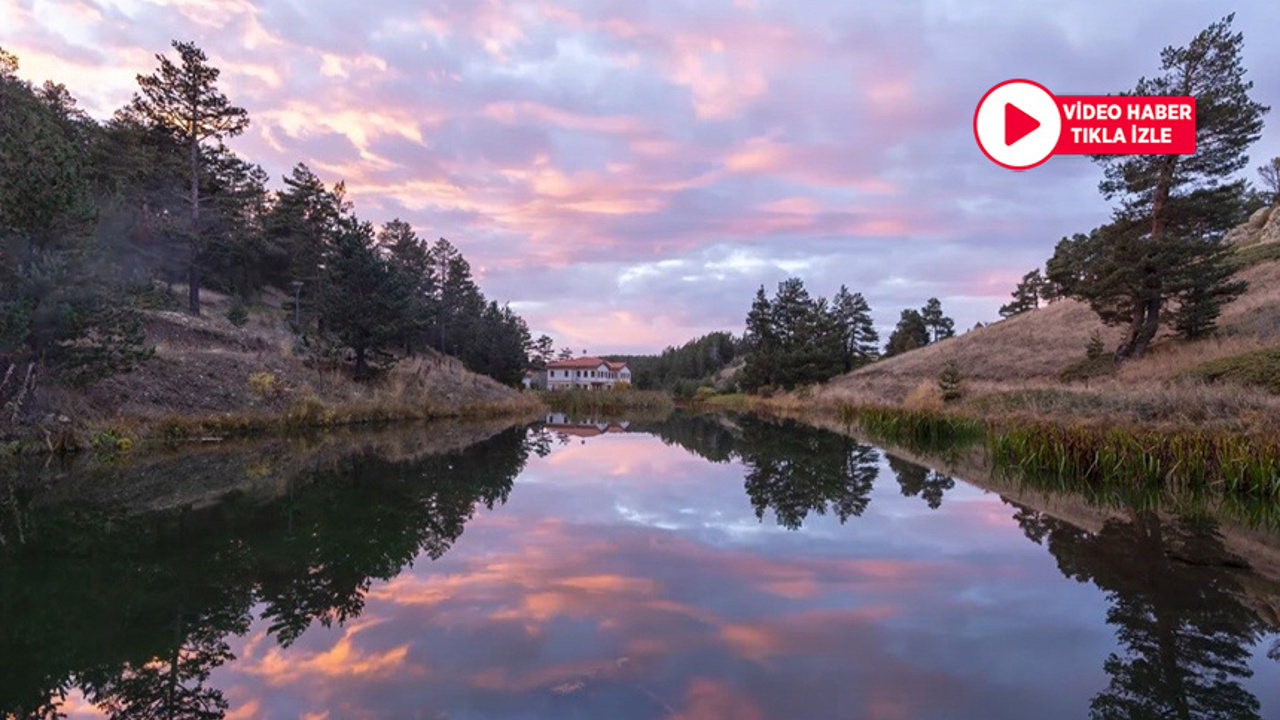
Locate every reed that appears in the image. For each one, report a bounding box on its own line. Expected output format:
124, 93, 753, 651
847, 405, 986, 451
990, 422, 1280, 500
543, 389, 674, 415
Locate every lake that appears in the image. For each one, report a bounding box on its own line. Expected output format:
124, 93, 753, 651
3, 413, 1279, 719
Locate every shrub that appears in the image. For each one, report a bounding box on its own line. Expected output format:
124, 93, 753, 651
286, 394, 331, 426
903, 380, 943, 411
938, 360, 963, 402
1059, 355, 1117, 382
1185, 347, 1280, 393
694, 385, 718, 401
226, 300, 249, 327
1086, 330, 1106, 360
248, 371, 283, 401
91, 428, 133, 454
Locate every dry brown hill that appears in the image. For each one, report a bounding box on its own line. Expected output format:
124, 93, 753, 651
815, 246, 1280, 430
8, 286, 534, 448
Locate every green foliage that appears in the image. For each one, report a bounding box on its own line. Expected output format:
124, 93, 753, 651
315, 217, 416, 379
1054, 16, 1266, 358
1256, 157, 1279, 206
991, 422, 1280, 500
1231, 240, 1280, 270
609, 331, 741, 391
1, 58, 152, 385
543, 388, 674, 414
739, 279, 854, 391
850, 406, 985, 451
1058, 355, 1118, 383
1086, 330, 1106, 360
938, 360, 963, 402
920, 297, 955, 341
884, 308, 930, 357
130, 40, 250, 316
1000, 269, 1048, 318
225, 299, 248, 327
1184, 347, 1280, 394
90, 427, 134, 455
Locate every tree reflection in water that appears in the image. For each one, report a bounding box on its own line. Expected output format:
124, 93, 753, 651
4, 416, 1280, 720
1012, 504, 1271, 720
0, 426, 538, 720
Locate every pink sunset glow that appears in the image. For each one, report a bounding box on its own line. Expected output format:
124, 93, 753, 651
3, 0, 1279, 351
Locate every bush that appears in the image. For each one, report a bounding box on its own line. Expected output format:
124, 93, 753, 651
903, 379, 944, 411
694, 385, 718, 401
1086, 330, 1106, 360
248, 371, 283, 401
226, 300, 249, 327
1185, 347, 1280, 393
938, 360, 963, 402
1059, 355, 1117, 382
91, 428, 133, 454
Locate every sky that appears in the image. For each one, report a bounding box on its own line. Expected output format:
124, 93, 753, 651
2, 0, 1279, 353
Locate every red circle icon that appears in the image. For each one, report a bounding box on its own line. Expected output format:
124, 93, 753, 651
974, 80, 1063, 170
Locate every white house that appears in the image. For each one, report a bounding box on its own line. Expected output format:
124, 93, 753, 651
545, 357, 632, 391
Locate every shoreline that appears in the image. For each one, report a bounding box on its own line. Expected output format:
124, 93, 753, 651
689, 393, 1280, 502
1, 393, 548, 458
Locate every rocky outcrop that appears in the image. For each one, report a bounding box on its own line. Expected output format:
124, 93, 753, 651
1227, 205, 1280, 247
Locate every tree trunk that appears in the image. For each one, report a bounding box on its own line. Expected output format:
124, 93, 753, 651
355, 345, 367, 379
1116, 297, 1161, 360
188, 136, 201, 316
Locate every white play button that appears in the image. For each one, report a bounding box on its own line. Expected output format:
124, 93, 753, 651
974, 80, 1062, 170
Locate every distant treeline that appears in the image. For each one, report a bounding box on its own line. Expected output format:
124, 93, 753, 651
606, 331, 742, 396
0, 42, 531, 385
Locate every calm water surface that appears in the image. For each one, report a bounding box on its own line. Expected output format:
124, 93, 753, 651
3, 414, 1279, 719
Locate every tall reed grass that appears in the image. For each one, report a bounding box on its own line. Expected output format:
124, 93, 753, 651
845, 405, 986, 451
543, 389, 674, 415
990, 422, 1280, 500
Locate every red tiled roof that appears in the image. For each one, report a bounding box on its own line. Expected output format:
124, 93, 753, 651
547, 356, 630, 370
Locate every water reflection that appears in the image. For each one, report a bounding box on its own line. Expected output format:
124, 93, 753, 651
1, 415, 1278, 719
0, 427, 537, 719
1013, 505, 1271, 720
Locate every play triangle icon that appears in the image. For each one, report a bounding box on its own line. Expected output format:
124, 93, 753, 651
1004, 103, 1041, 146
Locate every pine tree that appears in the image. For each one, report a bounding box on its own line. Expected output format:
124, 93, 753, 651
884, 309, 930, 357
1000, 269, 1046, 318
1087, 15, 1266, 358
1258, 157, 1280, 206
267, 164, 347, 333
740, 286, 777, 391
380, 219, 435, 355
920, 297, 955, 342
129, 41, 249, 316
1, 50, 151, 382
316, 217, 414, 378
938, 360, 963, 402
832, 286, 879, 371
1086, 330, 1106, 360
529, 334, 555, 370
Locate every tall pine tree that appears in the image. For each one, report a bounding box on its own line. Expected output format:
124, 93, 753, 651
129, 41, 249, 316
1082, 15, 1266, 358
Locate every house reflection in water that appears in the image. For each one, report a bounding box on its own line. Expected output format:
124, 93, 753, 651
544, 413, 631, 438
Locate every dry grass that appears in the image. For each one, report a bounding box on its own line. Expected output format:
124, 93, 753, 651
808, 257, 1280, 432
10, 286, 545, 453
902, 379, 944, 411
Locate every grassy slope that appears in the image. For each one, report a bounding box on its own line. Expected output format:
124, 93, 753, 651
13, 286, 541, 449
814, 256, 1280, 431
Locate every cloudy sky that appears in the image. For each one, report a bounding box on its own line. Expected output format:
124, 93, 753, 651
3, 0, 1279, 353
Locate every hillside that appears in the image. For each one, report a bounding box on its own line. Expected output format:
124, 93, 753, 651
816, 246, 1280, 431
5, 286, 537, 451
